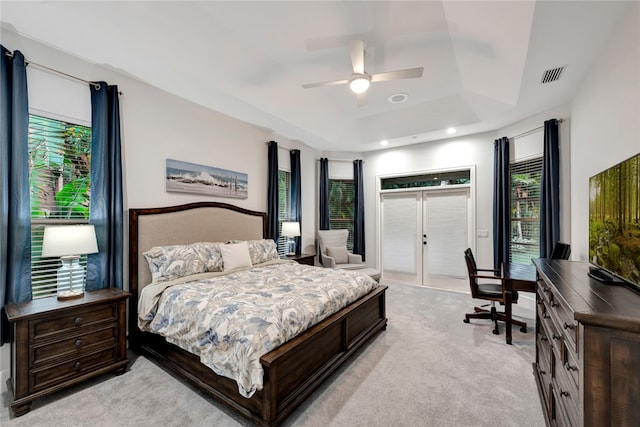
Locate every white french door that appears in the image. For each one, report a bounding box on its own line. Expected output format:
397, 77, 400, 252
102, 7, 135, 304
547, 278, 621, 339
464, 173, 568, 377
381, 188, 470, 286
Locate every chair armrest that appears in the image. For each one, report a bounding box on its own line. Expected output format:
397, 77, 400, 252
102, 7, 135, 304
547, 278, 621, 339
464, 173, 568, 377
477, 267, 501, 275
321, 253, 337, 268
471, 274, 502, 281
347, 253, 362, 264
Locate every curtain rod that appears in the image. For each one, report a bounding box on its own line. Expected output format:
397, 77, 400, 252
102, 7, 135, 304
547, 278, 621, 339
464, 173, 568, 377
316, 158, 362, 163
4, 51, 119, 93
512, 118, 564, 140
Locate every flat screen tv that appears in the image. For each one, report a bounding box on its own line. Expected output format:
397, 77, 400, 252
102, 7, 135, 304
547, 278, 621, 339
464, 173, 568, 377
588, 153, 640, 293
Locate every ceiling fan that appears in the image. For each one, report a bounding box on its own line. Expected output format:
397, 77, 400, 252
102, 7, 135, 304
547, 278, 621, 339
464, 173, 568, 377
302, 40, 424, 97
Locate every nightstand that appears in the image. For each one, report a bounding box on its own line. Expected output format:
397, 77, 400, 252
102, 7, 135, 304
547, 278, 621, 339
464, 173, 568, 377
4, 288, 130, 417
283, 253, 316, 266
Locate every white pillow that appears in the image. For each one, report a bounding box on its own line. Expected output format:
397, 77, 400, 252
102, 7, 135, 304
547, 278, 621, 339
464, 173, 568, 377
220, 241, 253, 271
326, 246, 349, 264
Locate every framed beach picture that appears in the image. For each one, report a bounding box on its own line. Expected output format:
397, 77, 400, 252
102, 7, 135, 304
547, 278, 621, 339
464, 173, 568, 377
166, 159, 248, 199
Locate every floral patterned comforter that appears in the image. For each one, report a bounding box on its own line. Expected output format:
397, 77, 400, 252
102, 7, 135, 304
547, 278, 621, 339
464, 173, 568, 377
138, 260, 378, 398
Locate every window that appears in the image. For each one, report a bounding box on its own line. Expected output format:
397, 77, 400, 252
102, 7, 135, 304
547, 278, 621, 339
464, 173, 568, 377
29, 114, 92, 298
277, 169, 291, 256
509, 157, 543, 264
329, 179, 354, 251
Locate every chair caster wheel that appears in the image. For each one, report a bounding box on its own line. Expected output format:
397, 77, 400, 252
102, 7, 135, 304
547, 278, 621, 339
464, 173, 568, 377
520, 326, 527, 333
463, 318, 470, 324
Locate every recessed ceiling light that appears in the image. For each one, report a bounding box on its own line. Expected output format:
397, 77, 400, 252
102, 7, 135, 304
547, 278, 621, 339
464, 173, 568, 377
446, 127, 456, 135
388, 93, 408, 104
380, 140, 389, 146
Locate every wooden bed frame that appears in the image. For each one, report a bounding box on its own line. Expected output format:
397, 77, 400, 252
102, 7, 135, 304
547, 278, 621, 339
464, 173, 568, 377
128, 202, 388, 426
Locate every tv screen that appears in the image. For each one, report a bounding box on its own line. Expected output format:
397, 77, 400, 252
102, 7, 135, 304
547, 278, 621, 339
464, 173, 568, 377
589, 153, 640, 292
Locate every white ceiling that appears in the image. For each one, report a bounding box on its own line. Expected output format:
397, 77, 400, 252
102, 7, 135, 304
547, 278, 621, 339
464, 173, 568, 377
0, 1, 632, 152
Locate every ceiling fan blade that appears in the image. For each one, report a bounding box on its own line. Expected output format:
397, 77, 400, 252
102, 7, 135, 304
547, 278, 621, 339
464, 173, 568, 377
371, 67, 423, 82
302, 79, 349, 89
350, 40, 365, 74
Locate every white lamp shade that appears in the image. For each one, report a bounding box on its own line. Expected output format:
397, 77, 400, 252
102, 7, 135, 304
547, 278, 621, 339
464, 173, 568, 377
41, 225, 99, 257
281, 222, 301, 237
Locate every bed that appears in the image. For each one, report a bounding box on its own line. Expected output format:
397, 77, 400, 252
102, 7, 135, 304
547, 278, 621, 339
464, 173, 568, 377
128, 202, 388, 426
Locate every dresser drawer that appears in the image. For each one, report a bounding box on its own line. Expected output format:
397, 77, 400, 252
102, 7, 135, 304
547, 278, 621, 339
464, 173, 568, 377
30, 346, 118, 392
31, 324, 117, 367
30, 303, 118, 343
553, 375, 579, 427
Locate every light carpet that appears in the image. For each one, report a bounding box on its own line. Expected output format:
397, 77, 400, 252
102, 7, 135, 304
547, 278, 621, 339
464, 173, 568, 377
1, 282, 544, 426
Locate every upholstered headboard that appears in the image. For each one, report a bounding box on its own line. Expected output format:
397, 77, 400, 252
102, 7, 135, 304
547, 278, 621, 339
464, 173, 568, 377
128, 202, 267, 332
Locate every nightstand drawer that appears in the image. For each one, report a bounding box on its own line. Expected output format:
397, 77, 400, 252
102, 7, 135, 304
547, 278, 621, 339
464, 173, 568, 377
30, 303, 117, 343
31, 325, 117, 367
31, 346, 118, 392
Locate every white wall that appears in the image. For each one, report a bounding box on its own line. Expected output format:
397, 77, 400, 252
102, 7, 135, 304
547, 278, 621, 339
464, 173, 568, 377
0, 29, 320, 392
570, 3, 640, 262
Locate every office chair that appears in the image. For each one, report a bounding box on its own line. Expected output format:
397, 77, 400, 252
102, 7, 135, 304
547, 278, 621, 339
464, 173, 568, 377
463, 248, 527, 335
550, 242, 571, 260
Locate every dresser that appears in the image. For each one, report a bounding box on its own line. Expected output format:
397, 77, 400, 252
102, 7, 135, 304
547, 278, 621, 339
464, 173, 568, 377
532, 259, 640, 427
4, 288, 130, 416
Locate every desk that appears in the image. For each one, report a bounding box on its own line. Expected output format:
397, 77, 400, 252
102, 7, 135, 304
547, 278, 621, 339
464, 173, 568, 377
502, 263, 537, 344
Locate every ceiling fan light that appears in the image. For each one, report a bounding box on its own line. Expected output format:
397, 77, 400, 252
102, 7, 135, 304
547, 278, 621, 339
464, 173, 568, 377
349, 76, 370, 94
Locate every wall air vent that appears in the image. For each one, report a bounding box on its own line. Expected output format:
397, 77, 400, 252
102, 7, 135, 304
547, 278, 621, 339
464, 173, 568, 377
541, 66, 565, 84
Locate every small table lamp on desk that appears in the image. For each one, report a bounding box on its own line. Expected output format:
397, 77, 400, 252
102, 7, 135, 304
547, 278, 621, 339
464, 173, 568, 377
281, 221, 300, 256
41, 224, 99, 300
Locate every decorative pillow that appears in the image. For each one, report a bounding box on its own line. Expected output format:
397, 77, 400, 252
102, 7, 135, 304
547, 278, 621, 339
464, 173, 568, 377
326, 246, 349, 264
220, 241, 253, 271
143, 244, 207, 283
191, 241, 224, 273
246, 239, 279, 265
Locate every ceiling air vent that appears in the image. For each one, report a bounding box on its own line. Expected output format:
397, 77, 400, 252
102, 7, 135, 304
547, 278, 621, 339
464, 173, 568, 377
541, 66, 565, 84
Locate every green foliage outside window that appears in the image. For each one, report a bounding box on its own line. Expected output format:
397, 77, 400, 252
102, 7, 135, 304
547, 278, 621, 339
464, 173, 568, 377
29, 115, 91, 220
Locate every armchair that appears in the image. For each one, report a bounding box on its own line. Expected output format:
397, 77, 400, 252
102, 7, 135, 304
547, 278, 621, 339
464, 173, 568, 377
317, 229, 363, 270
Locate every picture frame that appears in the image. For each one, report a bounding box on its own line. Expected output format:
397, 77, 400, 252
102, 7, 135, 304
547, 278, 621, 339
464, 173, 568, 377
165, 159, 248, 199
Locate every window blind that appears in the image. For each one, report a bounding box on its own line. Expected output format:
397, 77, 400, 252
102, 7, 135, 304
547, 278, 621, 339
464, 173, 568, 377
509, 157, 543, 264
277, 170, 291, 255
329, 179, 354, 250
29, 114, 92, 298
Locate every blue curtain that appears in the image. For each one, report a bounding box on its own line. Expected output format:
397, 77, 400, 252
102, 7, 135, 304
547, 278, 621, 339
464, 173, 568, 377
319, 158, 330, 230
493, 136, 510, 271
290, 149, 302, 255
540, 119, 560, 258
1, 46, 32, 344
86, 82, 123, 290
353, 159, 365, 261
267, 141, 279, 240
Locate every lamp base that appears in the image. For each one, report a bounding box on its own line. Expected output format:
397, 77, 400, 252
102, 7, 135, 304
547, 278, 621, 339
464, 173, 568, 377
57, 289, 84, 300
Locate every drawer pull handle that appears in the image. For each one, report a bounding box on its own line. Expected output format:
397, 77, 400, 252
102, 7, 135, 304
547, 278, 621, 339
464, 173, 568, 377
74, 361, 82, 370
75, 339, 83, 348
74, 317, 83, 325
543, 313, 550, 319
552, 333, 562, 340
560, 390, 570, 398
540, 370, 546, 375
551, 300, 559, 308
563, 322, 574, 330
565, 363, 578, 372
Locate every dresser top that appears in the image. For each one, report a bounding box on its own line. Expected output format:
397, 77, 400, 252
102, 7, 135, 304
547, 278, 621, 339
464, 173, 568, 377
4, 288, 130, 321
533, 259, 640, 332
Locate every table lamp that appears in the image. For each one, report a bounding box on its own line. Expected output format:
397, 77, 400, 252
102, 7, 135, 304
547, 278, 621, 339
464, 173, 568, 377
281, 221, 300, 256
41, 224, 99, 300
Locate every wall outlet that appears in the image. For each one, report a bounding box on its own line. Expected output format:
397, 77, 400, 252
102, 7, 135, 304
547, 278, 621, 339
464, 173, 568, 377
478, 229, 489, 238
